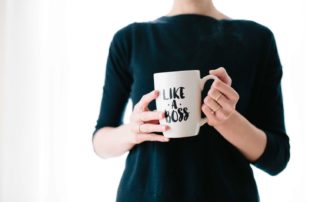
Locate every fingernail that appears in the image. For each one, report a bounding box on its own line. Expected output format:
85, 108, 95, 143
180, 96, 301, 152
163, 137, 169, 142
163, 125, 169, 131
162, 112, 166, 118
159, 112, 165, 119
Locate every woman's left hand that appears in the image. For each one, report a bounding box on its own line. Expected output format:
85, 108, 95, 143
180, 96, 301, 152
202, 67, 240, 127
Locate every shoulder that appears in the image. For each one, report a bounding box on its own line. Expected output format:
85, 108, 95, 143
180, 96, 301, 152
227, 19, 271, 32
224, 19, 275, 40
111, 23, 134, 43
109, 22, 141, 50
111, 20, 160, 48
112, 19, 157, 38
219, 19, 277, 51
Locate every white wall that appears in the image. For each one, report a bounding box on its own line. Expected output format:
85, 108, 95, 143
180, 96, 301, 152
305, 0, 320, 201
0, 0, 317, 201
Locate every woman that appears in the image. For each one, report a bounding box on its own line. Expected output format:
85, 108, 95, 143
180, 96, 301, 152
92, 0, 290, 201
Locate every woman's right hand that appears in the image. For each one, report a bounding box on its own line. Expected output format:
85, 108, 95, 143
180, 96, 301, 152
93, 90, 169, 159
127, 90, 170, 145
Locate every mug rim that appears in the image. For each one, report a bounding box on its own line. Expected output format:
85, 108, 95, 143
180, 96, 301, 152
153, 69, 200, 77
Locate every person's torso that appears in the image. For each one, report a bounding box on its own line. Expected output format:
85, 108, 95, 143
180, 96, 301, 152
116, 14, 270, 202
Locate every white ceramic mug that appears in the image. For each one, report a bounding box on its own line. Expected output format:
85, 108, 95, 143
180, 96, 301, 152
153, 70, 217, 138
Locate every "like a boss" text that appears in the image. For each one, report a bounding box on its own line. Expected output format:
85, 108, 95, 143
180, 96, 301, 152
162, 87, 190, 123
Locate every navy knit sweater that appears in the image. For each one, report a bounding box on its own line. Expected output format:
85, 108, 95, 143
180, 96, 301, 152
93, 14, 290, 202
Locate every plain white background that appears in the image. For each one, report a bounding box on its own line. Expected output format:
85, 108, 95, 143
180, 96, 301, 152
0, 0, 318, 201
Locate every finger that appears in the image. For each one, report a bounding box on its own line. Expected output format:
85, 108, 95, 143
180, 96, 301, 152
134, 90, 159, 112
148, 110, 160, 123
202, 103, 229, 125
204, 96, 222, 112
139, 124, 169, 133
211, 79, 239, 101
201, 104, 215, 118
208, 88, 223, 102
208, 89, 234, 112
145, 106, 151, 112
133, 133, 170, 144
209, 67, 232, 86
132, 111, 165, 122
208, 92, 234, 119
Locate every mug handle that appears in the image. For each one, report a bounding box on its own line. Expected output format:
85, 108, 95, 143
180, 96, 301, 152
199, 74, 219, 126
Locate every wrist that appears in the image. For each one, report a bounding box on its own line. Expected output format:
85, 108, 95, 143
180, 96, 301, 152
119, 124, 136, 147
213, 110, 240, 131
211, 110, 268, 162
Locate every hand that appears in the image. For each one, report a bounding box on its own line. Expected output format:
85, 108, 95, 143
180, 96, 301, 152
201, 67, 240, 127
128, 90, 170, 145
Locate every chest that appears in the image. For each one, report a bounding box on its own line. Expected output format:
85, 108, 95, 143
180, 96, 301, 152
128, 38, 259, 115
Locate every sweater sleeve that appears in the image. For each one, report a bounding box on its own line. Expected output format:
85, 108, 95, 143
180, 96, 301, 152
249, 30, 290, 176
92, 28, 133, 140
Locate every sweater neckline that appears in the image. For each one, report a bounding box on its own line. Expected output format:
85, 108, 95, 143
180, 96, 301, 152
157, 14, 220, 23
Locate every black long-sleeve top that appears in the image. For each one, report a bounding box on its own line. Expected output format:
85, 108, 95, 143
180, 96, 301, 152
92, 14, 290, 202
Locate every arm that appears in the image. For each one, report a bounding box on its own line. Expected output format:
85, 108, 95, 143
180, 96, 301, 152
203, 32, 290, 176
92, 125, 133, 159
202, 73, 266, 162
214, 110, 267, 162
248, 31, 290, 175
92, 28, 169, 159
93, 124, 168, 159
92, 91, 169, 159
